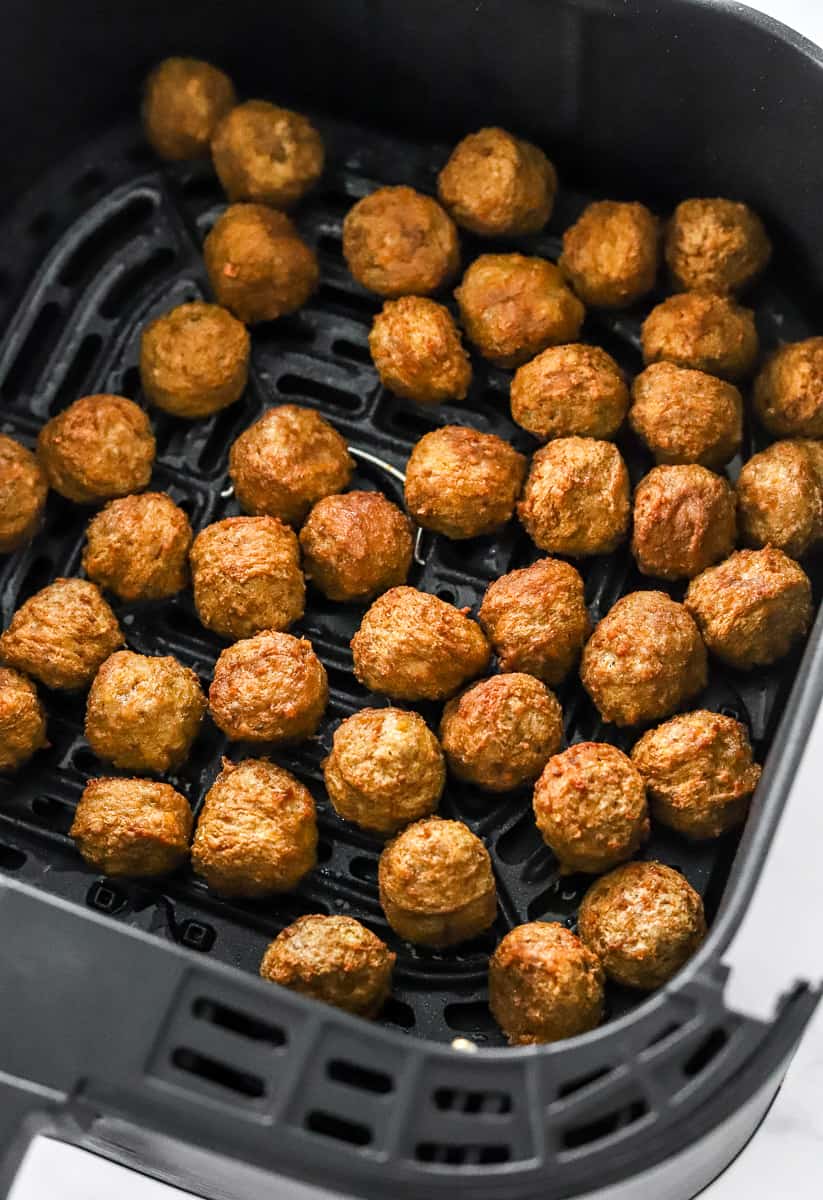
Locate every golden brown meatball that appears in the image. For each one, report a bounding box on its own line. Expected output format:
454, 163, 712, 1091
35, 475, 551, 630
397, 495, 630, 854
479, 558, 590, 686
629, 362, 743, 468
191, 758, 316, 897
489, 922, 604, 1045
209, 631, 328, 742
753, 338, 823, 438
351, 586, 490, 702
343, 186, 459, 298
0, 435, 47, 553
510, 344, 628, 442
0, 667, 47, 771
665, 198, 771, 294
299, 491, 413, 603
260, 915, 395, 1017
580, 591, 707, 727
404, 426, 526, 540
440, 673, 563, 792
368, 297, 471, 405
0, 578, 123, 690
204, 204, 319, 324
559, 201, 659, 308
142, 57, 236, 161
82, 492, 192, 602
518, 437, 630, 557
455, 254, 584, 368
533, 742, 649, 874
641, 293, 758, 381
229, 404, 353, 526
736, 440, 823, 558
70, 777, 192, 876
631, 465, 737, 581
378, 817, 496, 947
632, 710, 761, 838
190, 516, 305, 640
578, 861, 706, 989
685, 547, 811, 669
323, 707, 444, 833
85, 651, 206, 773
139, 302, 249, 419
211, 100, 324, 207
437, 127, 557, 236
37, 395, 155, 504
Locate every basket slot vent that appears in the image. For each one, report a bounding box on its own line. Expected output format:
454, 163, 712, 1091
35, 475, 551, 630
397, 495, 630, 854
556, 1065, 613, 1100
305, 1110, 372, 1146
434, 1088, 512, 1115
59, 194, 156, 287
561, 1097, 648, 1150
682, 1027, 729, 1078
276, 372, 362, 413
375, 400, 439, 442
51, 333, 103, 414
331, 337, 372, 366
314, 282, 379, 320
72, 167, 106, 197
99, 245, 176, 318
415, 1143, 511, 1165
327, 1058, 393, 1095
2, 301, 62, 401
380, 996, 415, 1029
86, 880, 128, 914
348, 856, 378, 884
192, 997, 286, 1047
171, 1046, 265, 1099
443, 1001, 498, 1037
0, 844, 26, 871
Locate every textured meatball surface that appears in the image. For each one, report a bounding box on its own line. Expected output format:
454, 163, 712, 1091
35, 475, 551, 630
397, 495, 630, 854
299, 491, 412, 603
437, 127, 557, 236
37, 395, 155, 504
510, 343, 628, 442
209, 631, 328, 742
83, 492, 192, 602
140, 302, 249, 419
142, 57, 236, 161
629, 362, 743, 468
70, 777, 192, 877
0, 667, 47, 771
0, 435, 47, 553
631, 464, 737, 581
665, 198, 771, 294
343, 186, 459, 298
559, 201, 659, 308
369, 297, 471, 405
736, 440, 823, 558
754, 338, 823, 438
641, 293, 758, 381
211, 101, 324, 207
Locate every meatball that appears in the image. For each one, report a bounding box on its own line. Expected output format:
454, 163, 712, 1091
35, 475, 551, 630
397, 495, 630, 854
351, 586, 489, 702
299, 491, 412, 603
204, 204, 319, 324
489, 922, 604, 1045
323, 707, 444, 833
209, 631, 328, 742
139, 302, 249, 419
479, 558, 590, 686
0, 667, 47, 771
82, 492, 192, 602
404, 426, 526, 540
736, 440, 823, 558
631, 465, 737, 581
211, 100, 324, 207
665, 198, 771, 294
559, 201, 659, 308
142, 57, 236, 161
685, 547, 811, 669
0, 435, 47, 553
518, 437, 630, 557
455, 254, 584, 368
753, 338, 823, 438
368, 297, 471, 405
37, 395, 155, 504
641, 293, 758, 381
85, 651, 206, 773
580, 591, 707, 727
191, 758, 317, 897
260, 914, 395, 1018
190, 516, 305, 639
440, 673, 563, 792
437, 126, 557, 236
533, 742, 649, 874
229, 404, 353, 526
343, 186, 459, 298
629, 362, 743, 468
70, 777, 192, 877
378, 817, 496, 947
578, 861, 706, 989
510, 344, 628, 442
632, 710, 761, 838
0, 578, 123, 690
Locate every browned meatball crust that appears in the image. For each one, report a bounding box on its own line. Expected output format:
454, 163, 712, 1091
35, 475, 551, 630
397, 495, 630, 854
191, 758, 317, 897
0, 435, 47, 553
510, 344, 628, 442
351, 586, 490, 702
260, 914, 395, 1018
578, 861, 707, 989
518, 437, 630, 557
323, 707, 445, 833
229, 404, 354, 526
736, 440, 823, 558
211, 101, 324, 207
0, 667, 47, 771
70, 777, 192, 877
82, 492, 192, 602
753, 338, 823, 438
404, 426, 526, 540
629, 362, 743, 468
685, 547, 811, 669
368, 297, 471, 405
0, 578, 123, 690
209, 631, 328, 743
142, 57, 236, 161
139, 302, 249, 419
665, 198, 771, 294
437, 127, 557, 236
204, 204, 319, 324
559, 201, 659, 308
190, 516, 305, 640
641, 293, 758, 381
37, 395, 155, 504
440, 673, 563, 792
299, 491, 413, 603
378, 817, 497, 947
580, 591, 707, 727
455, 254, 584, 368
632, 710, 761, 838
479, 558, 590, 686
631, 465, 737, 581
343, 186, 459, 298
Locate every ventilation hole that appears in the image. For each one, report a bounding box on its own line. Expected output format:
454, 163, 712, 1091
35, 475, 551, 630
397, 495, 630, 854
51, 333, 103, 413
181, 172, 223, 203
305, 1110, 372, 1146
18, 555, 55, 602
436, 587, 456, 604
28, 212, 54, 238
277, 373, 362, 412
317, 837, 333, 864
266, 314, 315, 345
327, 1059, 392, 1094
59, 195, 156, 287
2, 301, 62, 401
71, 745, 98, 775
349, 856, 378, 884
193, 997, 286, 1046
171, 1047, 265, 1098
99, 247, 176, 318
556, 1066, 612, 1099
72, 167, 105, 196
495, 813, 543, 865
31, 795, 72, 831
317, 233, 343, 260
118, 363, 141, 399
444, 1001, 498, 1036
198, 405, 243, 474
0, 844, 26, 871
646, 1022, 681, 1049
315, 283, 380, 319
434, 1088, 511, 1114
561, 1099, 648, 1149
415, 1143, 510, 1165
379, 402, 438, 441
381, 996, 415, 1029
720, 705, 742, 721
683, 1027, 729, 1078
126, 141, 155, 166
87, 880, 128, 913
332, 338, 372, 366
179, 920, 216, 952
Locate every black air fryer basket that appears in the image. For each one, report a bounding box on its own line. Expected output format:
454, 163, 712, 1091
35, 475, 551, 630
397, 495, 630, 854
1, 2, 822, 1198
